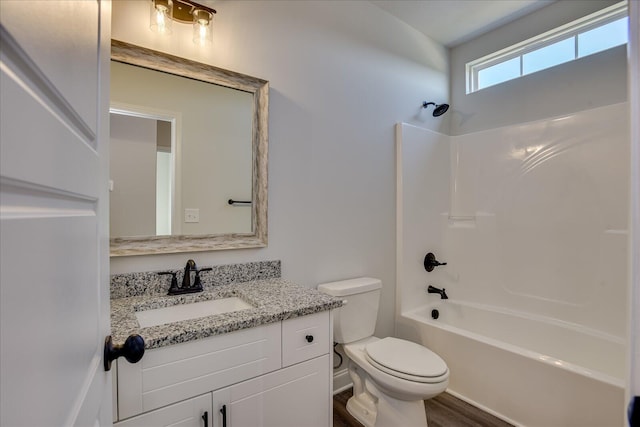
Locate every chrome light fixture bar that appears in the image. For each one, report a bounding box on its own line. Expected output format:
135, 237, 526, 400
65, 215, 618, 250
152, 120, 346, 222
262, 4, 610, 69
150, 0, 217, 45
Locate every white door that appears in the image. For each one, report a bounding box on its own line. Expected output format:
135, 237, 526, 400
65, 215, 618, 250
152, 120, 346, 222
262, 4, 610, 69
0, 1, 111, 426
629, 1, 640, 425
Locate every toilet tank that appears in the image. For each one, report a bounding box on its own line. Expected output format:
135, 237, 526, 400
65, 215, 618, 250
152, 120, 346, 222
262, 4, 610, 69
317, 277, 381, 344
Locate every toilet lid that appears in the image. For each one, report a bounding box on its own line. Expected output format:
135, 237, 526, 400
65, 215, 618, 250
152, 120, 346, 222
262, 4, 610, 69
365, 337, 448, 381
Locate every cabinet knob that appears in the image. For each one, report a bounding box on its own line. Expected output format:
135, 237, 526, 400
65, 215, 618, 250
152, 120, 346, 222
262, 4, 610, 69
305, 335, 314, 343
103, 334, 145, 371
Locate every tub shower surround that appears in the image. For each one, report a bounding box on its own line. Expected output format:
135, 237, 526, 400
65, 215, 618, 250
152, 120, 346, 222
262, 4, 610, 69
110, 260, 341, 349
396, 103, 629, 426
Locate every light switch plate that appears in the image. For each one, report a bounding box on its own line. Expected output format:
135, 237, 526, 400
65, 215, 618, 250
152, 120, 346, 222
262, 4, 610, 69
184, 208, 199, 223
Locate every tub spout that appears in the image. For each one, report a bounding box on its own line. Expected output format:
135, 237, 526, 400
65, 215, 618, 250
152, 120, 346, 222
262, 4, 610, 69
427, 285, 448, 299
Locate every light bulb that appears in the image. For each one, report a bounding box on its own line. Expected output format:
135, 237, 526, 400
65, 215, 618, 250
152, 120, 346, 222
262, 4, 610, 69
150, 0, 173, 35
192, 9, 213, 45
156, 6, 167, 30
198, 20, 207, 35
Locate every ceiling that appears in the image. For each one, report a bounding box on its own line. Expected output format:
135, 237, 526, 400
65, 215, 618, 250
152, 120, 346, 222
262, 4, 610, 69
370, 0, 556, 47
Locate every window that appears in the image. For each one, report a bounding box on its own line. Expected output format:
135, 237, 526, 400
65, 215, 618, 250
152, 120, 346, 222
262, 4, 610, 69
466, 1, 628, 93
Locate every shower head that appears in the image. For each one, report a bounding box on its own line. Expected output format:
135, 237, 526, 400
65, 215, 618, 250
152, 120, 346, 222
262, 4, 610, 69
422, 101, 450, 117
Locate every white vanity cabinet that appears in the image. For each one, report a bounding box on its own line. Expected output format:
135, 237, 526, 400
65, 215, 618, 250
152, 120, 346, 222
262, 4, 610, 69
211, 355, 329, 427
114, 310, 332, 427
113, 394, 212, 427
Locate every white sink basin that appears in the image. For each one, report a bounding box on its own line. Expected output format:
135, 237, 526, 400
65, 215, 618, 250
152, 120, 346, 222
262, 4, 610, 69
135, 297, 254, 328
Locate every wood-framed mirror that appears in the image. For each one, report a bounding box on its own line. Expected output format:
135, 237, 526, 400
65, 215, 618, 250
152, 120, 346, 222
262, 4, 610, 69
109, 40, 268, 256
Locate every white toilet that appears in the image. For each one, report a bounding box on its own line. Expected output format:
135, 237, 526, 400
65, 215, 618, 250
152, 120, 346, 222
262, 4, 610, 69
318, 277, 449, 427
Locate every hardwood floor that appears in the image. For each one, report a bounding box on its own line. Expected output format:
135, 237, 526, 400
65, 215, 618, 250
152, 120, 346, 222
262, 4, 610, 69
333, 389, 361, 427
333, 389, 514, 427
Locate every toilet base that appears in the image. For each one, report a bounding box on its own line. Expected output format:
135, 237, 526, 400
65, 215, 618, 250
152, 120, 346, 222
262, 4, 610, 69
347, 375, 429, 427
346, 392, 376, 427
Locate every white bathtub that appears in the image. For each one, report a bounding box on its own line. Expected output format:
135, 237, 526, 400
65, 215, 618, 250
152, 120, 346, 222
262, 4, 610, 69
400, 301, 626, 427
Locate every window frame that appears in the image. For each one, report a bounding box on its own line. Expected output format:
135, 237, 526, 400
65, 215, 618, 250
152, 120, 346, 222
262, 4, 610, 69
466, 1, 628, 94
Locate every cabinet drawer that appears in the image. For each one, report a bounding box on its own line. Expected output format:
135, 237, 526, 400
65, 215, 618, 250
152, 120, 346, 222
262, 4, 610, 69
282, 310, 330, 367
118, 322, 281, 419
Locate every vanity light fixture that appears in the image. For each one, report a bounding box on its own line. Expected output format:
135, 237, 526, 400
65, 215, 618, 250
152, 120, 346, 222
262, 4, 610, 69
150, 0, 216, 45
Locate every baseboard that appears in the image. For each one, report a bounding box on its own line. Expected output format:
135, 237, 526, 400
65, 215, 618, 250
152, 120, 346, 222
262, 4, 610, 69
333, 368, 352, 395
445, 388, 521, 427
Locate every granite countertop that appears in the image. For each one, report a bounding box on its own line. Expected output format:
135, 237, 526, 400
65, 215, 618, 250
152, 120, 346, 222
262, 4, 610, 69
111, 278, 343, 349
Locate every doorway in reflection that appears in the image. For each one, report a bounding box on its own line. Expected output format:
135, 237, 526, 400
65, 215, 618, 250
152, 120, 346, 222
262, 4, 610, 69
109, 112, 173, 237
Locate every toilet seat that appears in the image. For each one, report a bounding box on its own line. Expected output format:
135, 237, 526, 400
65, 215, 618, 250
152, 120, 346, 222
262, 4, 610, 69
364, 337, 448, 383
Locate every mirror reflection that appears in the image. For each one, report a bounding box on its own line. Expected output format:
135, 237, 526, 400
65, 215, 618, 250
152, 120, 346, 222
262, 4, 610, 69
109, 40, 268, 256
110, 61, 254, 238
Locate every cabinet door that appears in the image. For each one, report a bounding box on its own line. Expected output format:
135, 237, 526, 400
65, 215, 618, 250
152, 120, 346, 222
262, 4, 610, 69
212, 355, 330, 427
115, 393, 212, 427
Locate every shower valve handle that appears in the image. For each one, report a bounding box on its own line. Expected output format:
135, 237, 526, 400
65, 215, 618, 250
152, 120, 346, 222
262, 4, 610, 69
424, 252, 447, 272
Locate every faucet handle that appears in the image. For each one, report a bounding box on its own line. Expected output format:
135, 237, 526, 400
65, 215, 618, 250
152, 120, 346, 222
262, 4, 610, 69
424, 252, 447, 272
193, 267, 212, 290
158, 271, 180, 294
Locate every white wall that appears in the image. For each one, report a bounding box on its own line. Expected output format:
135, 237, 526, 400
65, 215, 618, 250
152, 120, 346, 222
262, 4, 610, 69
449, 0, 627, 135
110, 0, 449, 338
